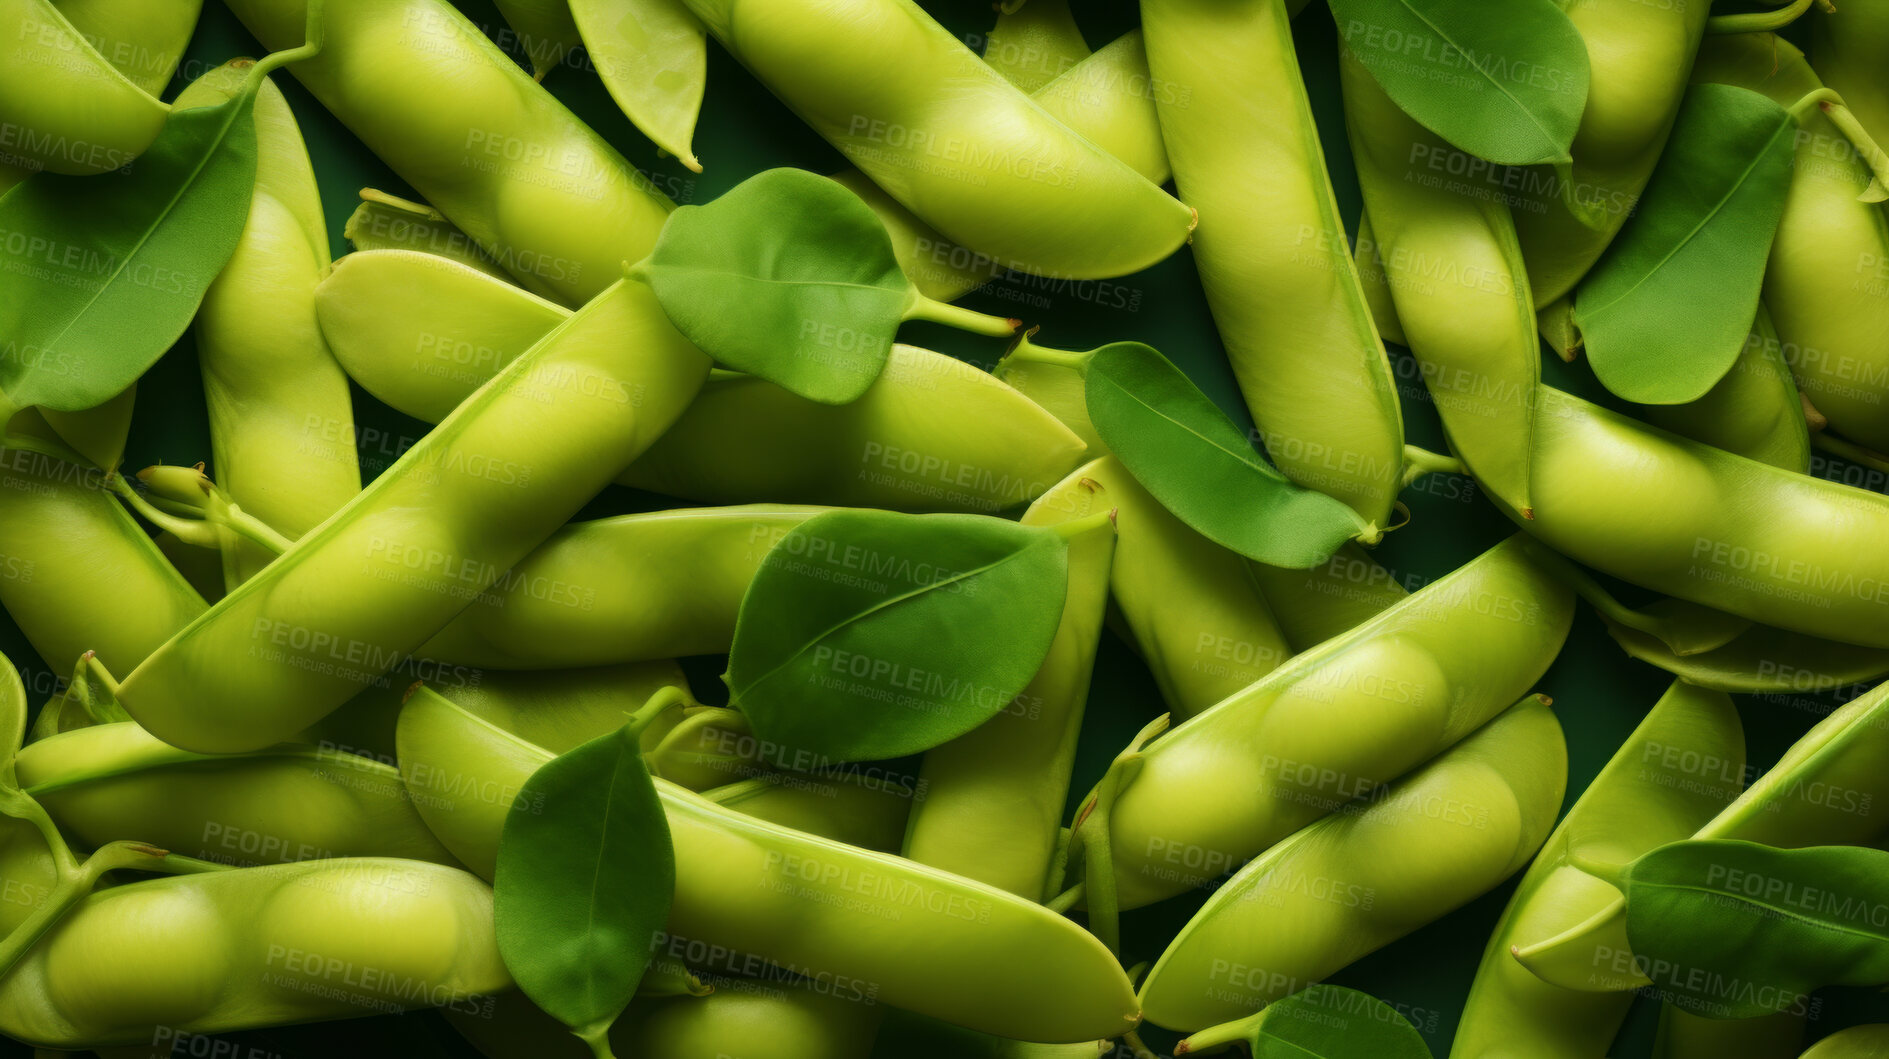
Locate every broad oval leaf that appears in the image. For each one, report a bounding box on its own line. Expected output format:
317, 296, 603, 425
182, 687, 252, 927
495, 718, 674, 1048
574, 0, 708, 171
1623, 840, 1889, 1019
1247, 985, 1432, 1059
1329, 0, 1589, 165
725, 509, 1068, 762
0, 67, 271, 419
1085, 342, 1370, 568
1576, 84, 1797, 405
642, 168, 908, 404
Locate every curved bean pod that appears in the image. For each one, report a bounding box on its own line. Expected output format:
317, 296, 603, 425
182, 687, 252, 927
0, 0, 166, 175
1147, 0, 1403, 525
680, 0, 1192, 280
1601, 615, 1889, 694
1245, 544, 1409, 653
49, 0, 202, 96
1800, 1025, 1889, 1058
1145, 695, 1566, 1035
1088, 534, 1573, 909
0, 858, 509, 1047
395, 687, 1142, 1042
315, 250, 1087, 512
703, 771, 915, 852
117, 279, 712, 753
343, 190, 510, 280
1635, 303, 1811, 472
221, 0, 674, 305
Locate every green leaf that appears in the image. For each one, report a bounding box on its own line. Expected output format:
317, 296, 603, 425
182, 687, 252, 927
573, 0, 707, 172
495, 717, 674, 1054
725, 509, 1069, 762
1084, 342, 1370, 568
1576, 84, 1797, 405
1329, 0, 1589, 165
1623, 840, 1889, 1019
1250, 985, 1432, 1058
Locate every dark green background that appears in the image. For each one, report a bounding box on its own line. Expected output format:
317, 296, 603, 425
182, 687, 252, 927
3, 1, 1885, 1056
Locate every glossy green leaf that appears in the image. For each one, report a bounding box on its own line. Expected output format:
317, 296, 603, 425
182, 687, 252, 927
1623, 840, 1889, 1019
1576, 84, 1797, 405
495, 718, 674, 1053
573, 0, 707, 171
1085, 342, 1370, 568
1249, 985, 1432, 1058
725, 509, 1069, 763
641, 168, 907, 404
1328, 0, 1589, 165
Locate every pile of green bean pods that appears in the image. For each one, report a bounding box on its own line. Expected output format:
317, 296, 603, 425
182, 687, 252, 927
4, 0, 1889, 1055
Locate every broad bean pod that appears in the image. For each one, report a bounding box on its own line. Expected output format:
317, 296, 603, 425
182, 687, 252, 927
1143, 695, 1565, 1036
116, 278, 712, 753
704, 771, 915, 852
1450, 681, 1744, 1059
315, 250, 1086, 512
1146, 0, 1405, 525
221, 0, 674, 305
1599, 613, 1889, 694
395, 687, 1141, 1042
179, 62, 361, 588
1085, 534, 1573, 909
0, 858, 509, 1048
343, 190, 510, 280
48, 0, 203, 96
0, 0, 166, 176
903, 462, 1115, 898
679, 0, 1193, 280
1245, 544, 1410, 652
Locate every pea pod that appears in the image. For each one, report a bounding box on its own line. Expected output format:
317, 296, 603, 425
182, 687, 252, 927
1634, 303, 1811, 472
704, 772, 914, 852
1145, 0, 1403, 525
0, 0, 167, 176
1245, 544, 1410, 652
221, 0, 674, 305
679, 0, 1192, 280
116, 278, 712, 753
315, 250, 1086, 512
395, 686, 1141, 1042
1811, 2, 1889, 147
1083, 534, 1573, 910
0, 858, 509, 1048
1450, 681, 1745, 1059
343, 190, 510, 280
1145, 695, 1566, 1037
50, 0, 203, 96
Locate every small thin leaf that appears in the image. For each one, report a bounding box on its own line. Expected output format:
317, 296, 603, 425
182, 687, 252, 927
1329, 0, 1589, 165
495, 720, 674, 1050
1623, 840, 1889, 1019
1250, 985, 1432, 1058
642, 168, 907, 404
1085, 342, 1370, 568
725, 509, 1068, 762
573, 0, 707, 171
1577, 84, 1797, 405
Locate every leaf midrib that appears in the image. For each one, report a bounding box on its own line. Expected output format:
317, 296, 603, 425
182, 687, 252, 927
1382, 0, 1564, 157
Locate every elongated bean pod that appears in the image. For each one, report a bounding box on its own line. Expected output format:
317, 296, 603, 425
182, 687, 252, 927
1146, 0, 1403, 525
49, 0, 202, 96
0, 858, 509, 1048
0, 0, 166, 175
1811, 1, 1889, 146
343, 190, 510, 280
1634, 303, 1810, 472
1245, 544, 1409, 652
1087, 535, 1573, 909
395, 687, 1142, 1042
704, 772, 914, 852
221, 0, 674, 304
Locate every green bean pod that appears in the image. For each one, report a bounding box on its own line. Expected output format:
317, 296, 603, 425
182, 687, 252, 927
1450, 681, 1744, 1059
980, 0, 1085, 92
902, 463, 1114, 898
48, 0, 202, 96
412, 660, 694, 757
871, 1008, 1109, 1058
117, 279, 712, 753
179, 63, 362, 588
680, 0, 1192, 280
0, 858, 510, 1047
1244, 544, 1409, 653
704, 772, 915, 852
1145, 0, 1404, 525
1692, 34, 1889, 453
1634, 303, 1811, 473
1800, 1025, 1889, 1058
1811, 0, 1889, 151
11, 722, 458, 867
316, 250, 1087, 512
1143, 695, 1566, 1035
343, 190, 511, 280
1090, 534, 1573, 909
1600, 613, 1889, 694
395, 688, 1142, 1042
221, 0, 674, 305
0, 0, 166, 175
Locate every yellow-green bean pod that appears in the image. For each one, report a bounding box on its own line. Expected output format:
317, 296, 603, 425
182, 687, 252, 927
343, 189, 510, 280
315, 250, 1086, 512
410, 660, 693, 757
1143, 695, 1566, 1036
1245, 544, 1409, 653
221, 0, 673, 304
0, 858, 509, 1048
1451, 681, 1745, 1059
51, 0, 202, 96
396, 688, 1141, 1042
1800, 1025, 1889, 1058
1634, 303, 1811, 472
1811, 1, 1889, 150
680, 0, 1192, 280
1089, 535, 1573, 909
0, 0, 167, 175
1145, 0, 1403, 525
704, 771, 915, 852
117, 278, 712, 753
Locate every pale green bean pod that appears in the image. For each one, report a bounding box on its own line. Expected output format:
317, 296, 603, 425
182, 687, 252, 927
0, 858, 509, 1048
222, 0, 674, 304
1245, 544, 1410, 652
395, 687, 1142, 1042
315, 250, 1087, 512
1800, 1025, 1889, 1058
704, 771, 915, 853
49, 0, 203, 96
343, 190, 510, 280
680, 0, 1192, 280
1146, 0, 1404, 526
1086, 534, 1573, 909
1634, 303, 1811, 473
0, 0, 166, 175
1143, 696, 1565, 1037
978, 0, 1085, 92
